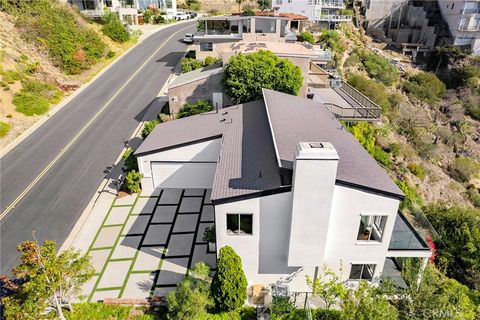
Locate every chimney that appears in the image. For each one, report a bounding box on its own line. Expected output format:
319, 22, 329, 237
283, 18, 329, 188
287, 142, 339, 267
273, 7, 280, 17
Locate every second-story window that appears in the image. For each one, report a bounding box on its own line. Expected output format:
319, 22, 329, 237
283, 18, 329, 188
357, 215, 387, 242
255, 19, 277, 33
227, 214, 253, 235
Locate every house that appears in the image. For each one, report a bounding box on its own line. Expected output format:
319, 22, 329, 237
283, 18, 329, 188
193, 13, 308, 60
135, 89, 431, 292
438, 0, 480, 55
272, 0, 351, 28
67, 0, 140, 23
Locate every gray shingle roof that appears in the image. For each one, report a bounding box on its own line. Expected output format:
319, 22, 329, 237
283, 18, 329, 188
135, 89, 403, 201
262, 89, 403, 198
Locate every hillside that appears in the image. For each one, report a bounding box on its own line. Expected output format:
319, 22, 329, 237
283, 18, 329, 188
333, 24, 480, 209
0, 1, 138, 148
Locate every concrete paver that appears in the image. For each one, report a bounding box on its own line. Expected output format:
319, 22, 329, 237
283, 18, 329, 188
157, 258, 189, 285
201, 205, 215, 222
133, 197, 157, 214
141, 189, 162, 197
124, 215, 150, 235
133, 247, 164, 271
91, 290, 121, 302
89, 249, 111, 273
192, 244, 216, 268
111, 236, 142, 260
92, 226, 122, 248
114, 194, 137, 206
173, 214, 198, 233
143, 224, 171, 245
205, 189, 212, 204
197, 222, 214, 243
105, 206, 131, 225
152, 205, 176, 223
167, 233, 194, 256
124, 273, 154, 299
158, 189, 182, 204
154, 287, 176, 297
179, 197, 203, 213
97, 260, 132, 288
183, 189, 205, 196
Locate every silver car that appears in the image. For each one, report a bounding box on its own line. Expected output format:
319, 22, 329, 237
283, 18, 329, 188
183, 33, 194, 44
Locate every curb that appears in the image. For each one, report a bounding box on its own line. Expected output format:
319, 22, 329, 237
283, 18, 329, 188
0, 20, 193, 159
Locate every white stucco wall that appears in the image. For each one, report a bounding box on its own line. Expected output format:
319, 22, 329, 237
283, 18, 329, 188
274, 0, 316, 21
214, 184, 400, 290
137, 138, 221, 191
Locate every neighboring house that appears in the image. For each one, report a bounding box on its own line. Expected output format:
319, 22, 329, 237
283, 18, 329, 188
438, 0, 480, 54
135, 89, 431, 292
67, 0, 140, 23
193, 13, 308, 60
272, 0, 351, 28
137, 0, 177, 18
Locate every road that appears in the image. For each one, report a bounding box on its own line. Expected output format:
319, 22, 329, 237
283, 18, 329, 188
0, 21, 196, 273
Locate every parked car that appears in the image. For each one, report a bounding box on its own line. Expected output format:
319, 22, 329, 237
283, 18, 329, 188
175, 12, 190, 20
183, 33, 194, 43
186, 12, 197, 19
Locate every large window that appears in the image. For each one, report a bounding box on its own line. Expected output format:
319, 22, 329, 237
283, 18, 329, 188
349, 264, 376, 280
357, 215, 387, 242
200, 42, 213, 51
255, 18, 276, 34
226, 214, 253, 235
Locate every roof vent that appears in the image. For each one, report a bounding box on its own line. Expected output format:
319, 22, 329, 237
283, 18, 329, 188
309, 142, 324, 148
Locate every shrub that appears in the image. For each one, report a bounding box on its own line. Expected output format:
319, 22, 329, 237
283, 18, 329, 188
243, 7, 255, 16
396, 179, 422, 208
211, 246, 248, 312
181, 58, 203, 73
158, 113, 171, 123
387, 143, 401, 157
297, 31, 315, 44
177, 100, 214, 119
204, 56, 220, 66
466, 187, 480, 208
371, 146, 392, 168
102, 13, 129, 43
408, 163, 426, 179
356, 49, 399, 86
347, 74, 389, 111
122, 148, 138, 172
318, 30, 346, 63
223, 50, 303, 103
6, 0, 108, 74
462, 93, 480, 120
0, 121, 11, 138
141, 119, 160, 139
124, 170, 143, 193
167, 262, 213, 319
449, 157, 480, 183
154, 15, 166, 24
13, 92, 50, 116
143, 8, 154, 23
402, 72, 446, 105
346, 121, 377, 153
64, 303, 133, 320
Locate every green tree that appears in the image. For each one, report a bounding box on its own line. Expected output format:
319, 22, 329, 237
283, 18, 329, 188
223, 50, 303, 103
124, 170, 143, 193
167, 262, 213, 319
257, 0, 271, 11
423, 205, 480, 289
122, 147, 138, 172
211, 246, 248, 312
141, 119, 160, 139
177, 100, 214, 119
306, 265, 348, 310
2, 239, 94, 320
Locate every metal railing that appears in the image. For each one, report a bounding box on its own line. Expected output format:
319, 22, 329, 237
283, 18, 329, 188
317, 14, 352, 21
324, 102, 380, 120
335, 81, 382, 119
321, 0, 345, 8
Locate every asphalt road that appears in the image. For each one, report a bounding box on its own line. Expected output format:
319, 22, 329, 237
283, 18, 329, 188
0, 21, 196, 274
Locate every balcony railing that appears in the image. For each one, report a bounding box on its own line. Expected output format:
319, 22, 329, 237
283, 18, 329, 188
329, 81, 382, 120
317, 14, 352, 22
81, 9, 105, 17
458, 24, 480, 31
321, 0, 345, 8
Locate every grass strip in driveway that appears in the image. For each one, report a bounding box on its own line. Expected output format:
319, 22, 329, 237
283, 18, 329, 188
87, 193, 140, 301
117, 191, 164, 298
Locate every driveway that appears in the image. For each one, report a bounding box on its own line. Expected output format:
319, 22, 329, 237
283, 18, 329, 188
83, 188, 216, 301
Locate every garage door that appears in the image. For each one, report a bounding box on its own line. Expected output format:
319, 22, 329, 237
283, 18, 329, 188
151, 162, 217, 189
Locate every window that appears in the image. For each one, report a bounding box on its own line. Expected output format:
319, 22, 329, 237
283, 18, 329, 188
357, 215, 387, 242
276, 0, 283, 4
255, 19, 277, 33
200, 42, 213, 51
226, 214, 253, 235
349, 264, 376, 280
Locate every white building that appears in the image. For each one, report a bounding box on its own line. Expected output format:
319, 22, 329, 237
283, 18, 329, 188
438, 0, 480, 54
135, 89, 431, 292
272, 0, 351, 28
67, 0, 142, 23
